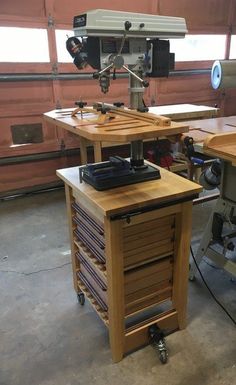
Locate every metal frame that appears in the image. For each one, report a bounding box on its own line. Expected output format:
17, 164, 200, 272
190, 161, 236, 279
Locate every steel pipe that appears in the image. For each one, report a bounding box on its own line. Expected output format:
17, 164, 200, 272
0, 69, 211, 82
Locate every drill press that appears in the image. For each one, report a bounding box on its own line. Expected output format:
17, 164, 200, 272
66, 9, 187, 190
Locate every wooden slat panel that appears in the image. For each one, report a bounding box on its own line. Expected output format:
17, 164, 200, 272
123, 206, 180, 228
124, 257, 173, 284
124, 214, 175, 237
124, 227, 174, 252
124, 224, 174, 243
125, 287, 172, 315
0, 156, 66, 193
155, 76, 220, 106
124, 240, 174, 268
125, 279, 171, 303
58, 78, 130, 108
124, 237, 174, 258
125, 268, 172, 295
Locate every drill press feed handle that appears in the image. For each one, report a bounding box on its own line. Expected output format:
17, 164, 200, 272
66, 9, 187, 93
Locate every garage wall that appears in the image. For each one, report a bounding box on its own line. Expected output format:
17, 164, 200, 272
0, 0, 236, 195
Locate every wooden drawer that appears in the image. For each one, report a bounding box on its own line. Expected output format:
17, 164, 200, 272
124, 257, 173, 315
76, 250, 106, 289
73, 216, 105, 250
72, 202, 104, 235
123, 215, 175, 268
74, 228, 106, 264
74, 213, 105, 245
125, 286, 172, 315
72, 201, 106, 264
77, 271, 108, 312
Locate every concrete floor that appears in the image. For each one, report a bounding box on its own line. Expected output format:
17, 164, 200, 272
0, 189, 235, 385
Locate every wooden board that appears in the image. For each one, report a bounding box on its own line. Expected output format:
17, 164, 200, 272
181, 129, 210, 143
44, 108, 189, 143
203, 132, 236, 165
56, 163, 202, 218
184, 116, 236, 135
149, 104, 218, 121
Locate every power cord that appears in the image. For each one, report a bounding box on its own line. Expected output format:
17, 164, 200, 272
190, 246, 236, 325
0, 262, 71, 276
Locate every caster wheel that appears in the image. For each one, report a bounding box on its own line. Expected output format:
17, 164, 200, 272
77, 292, 85, 306
159, 350, 168, 364
189, 271, 196, 281
189, 264, 195, 281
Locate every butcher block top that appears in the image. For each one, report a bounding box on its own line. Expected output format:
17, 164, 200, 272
57, 164, 201, 218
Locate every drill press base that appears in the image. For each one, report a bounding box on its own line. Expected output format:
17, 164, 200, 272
79, 157, 161, 191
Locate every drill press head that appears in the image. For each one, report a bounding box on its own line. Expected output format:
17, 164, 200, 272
66, 9, 187, 93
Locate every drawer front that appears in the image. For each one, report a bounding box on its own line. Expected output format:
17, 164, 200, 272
124, 257, 173, 315
125, 286, 172, 315
123, 215, 175, 268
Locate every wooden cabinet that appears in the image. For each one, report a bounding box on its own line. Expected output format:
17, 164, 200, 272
57, 165, 201, 362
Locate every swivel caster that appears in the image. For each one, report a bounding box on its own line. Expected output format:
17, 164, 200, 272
77, 292, 85, 306
189, 263, 196, 281
158, 344, 168, 364
149, 324, 168, 364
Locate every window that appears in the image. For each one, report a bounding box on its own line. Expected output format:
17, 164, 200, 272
229, 35, 236, 59
55, 29, 74, 63
169, 35, 226, 62
0, 27, 50, 62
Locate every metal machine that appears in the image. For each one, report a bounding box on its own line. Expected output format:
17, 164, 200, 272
66, 9, 187, 189
190, 159, 236, 280
189, 60, 236, 280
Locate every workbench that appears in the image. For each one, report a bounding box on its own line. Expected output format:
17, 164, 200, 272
44, 104, 218, 165
182, 115, 236, 150
57, 165, 201, 362
180, 116, 236, 180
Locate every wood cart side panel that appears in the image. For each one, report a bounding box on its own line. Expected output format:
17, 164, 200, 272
65, 184, 80, 292
104, 217, 125, 363
172, 201, 193, 329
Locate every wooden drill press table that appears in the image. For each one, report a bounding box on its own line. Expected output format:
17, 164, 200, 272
45, 103, 218, 164
44, 106, 189, 164
57, 164, 201, 362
